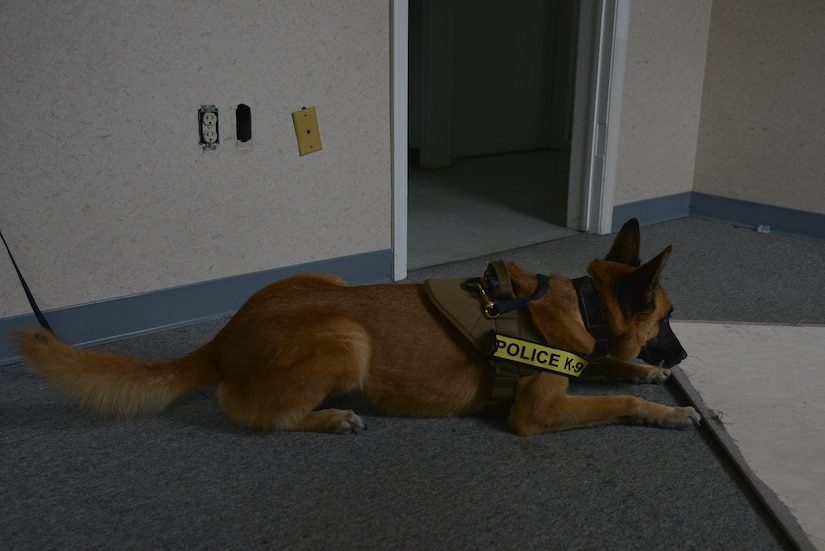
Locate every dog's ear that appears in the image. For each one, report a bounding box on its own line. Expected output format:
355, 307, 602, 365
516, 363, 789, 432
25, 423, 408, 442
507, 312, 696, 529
606, 218, 641, 267
622, 245, 672, 309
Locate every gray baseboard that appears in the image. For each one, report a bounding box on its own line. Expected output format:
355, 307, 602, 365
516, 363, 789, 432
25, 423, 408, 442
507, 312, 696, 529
611, 192, 692, 232
614, 191, 825, 241
1, 249, 392, 365
690, 192, 825, 240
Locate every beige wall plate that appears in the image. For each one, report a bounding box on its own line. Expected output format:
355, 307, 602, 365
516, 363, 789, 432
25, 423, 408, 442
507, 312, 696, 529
292, 106, 322, 156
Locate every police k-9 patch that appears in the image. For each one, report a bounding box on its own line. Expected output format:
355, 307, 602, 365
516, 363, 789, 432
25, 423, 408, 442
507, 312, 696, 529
488, 331, 589, 377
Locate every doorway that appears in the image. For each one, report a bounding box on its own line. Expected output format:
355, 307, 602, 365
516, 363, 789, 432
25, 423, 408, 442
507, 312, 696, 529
407, 0, 580, 270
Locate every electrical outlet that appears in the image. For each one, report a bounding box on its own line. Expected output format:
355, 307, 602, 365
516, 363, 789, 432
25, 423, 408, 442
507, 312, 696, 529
198, 105, 219, 150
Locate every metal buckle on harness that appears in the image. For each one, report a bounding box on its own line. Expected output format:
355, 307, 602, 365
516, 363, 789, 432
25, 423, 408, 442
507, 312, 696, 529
470, 282, 500, 319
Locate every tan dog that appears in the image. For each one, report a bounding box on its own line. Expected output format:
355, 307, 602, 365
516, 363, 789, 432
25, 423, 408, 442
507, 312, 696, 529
13, 219, 699, 436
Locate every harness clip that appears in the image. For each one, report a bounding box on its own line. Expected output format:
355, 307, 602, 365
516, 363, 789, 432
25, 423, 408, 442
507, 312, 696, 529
471, 282, 500, 319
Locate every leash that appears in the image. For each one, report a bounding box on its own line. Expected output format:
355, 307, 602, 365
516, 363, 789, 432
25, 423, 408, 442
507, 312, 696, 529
0, 228, 54, 332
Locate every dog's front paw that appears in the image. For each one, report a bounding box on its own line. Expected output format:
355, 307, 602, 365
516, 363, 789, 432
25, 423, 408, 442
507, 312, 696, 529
646, 405, 702, 430
686, 406, 702, 426
670, 406, 701, 429
326, 409, 367, 434
636, 366, 671, 384
652, 367, 671, 383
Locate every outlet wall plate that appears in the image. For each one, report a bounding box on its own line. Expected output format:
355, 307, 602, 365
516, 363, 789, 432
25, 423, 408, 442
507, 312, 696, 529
198, 105, 219, 151
292, 106, 322, 156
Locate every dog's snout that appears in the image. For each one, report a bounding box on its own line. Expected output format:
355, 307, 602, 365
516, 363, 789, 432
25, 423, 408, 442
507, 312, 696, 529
639, 318, 687, 368
661, 340, 687, 368
662, 323, 687, 367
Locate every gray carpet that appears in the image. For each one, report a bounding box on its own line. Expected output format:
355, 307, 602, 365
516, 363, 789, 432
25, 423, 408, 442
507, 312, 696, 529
2, 217, 820, 550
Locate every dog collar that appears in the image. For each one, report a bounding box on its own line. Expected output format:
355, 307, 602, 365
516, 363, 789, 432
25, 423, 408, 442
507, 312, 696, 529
571, 276, 610, 358
464, 268, 610, 360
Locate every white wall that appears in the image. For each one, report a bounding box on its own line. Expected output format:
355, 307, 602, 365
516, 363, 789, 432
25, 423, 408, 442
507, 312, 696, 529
612, 0, 712, 206
0, 1, 391, 319
693, 0, 825, 213
615, 0, 825, 219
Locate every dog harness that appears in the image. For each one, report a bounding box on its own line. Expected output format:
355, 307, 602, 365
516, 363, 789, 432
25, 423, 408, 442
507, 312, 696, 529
424, 261, 610, 412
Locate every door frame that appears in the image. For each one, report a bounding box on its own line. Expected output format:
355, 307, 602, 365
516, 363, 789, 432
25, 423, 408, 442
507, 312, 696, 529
391, 0, 629, 280
391, 0, 410, 280
567, 0, 629, 235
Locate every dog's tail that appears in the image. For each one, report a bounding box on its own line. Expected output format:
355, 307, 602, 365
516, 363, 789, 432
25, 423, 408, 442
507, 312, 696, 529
12, 327, 221, 418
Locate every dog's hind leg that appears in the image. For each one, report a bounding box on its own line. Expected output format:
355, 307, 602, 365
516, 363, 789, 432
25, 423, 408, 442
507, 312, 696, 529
217, 314, 371, 433
509, 374, 700, 435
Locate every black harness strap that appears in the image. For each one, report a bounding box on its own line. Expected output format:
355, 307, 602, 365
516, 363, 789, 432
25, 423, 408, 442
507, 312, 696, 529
571, 276, 609, 358
0, 228, 54, 332
461, 263, 550, 319
485, 275, 550, 317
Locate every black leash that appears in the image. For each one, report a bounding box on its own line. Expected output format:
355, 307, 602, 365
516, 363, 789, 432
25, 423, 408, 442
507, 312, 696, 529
0, 228, 54, 332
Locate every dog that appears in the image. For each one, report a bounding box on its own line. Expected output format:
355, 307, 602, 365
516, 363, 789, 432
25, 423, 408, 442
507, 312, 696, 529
13, 218, 699, 436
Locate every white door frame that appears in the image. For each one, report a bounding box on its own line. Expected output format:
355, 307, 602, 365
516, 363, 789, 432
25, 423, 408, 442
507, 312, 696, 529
391, 0, 629, 280
567, 0, 629, 235
391, 0, 409, 280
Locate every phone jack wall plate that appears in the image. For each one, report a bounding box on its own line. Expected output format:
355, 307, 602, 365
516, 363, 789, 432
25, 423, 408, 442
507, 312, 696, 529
198, 105, 219, 151
292, 106, 322, 156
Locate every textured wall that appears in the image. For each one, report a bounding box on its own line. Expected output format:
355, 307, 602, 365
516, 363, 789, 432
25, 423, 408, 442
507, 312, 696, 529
693, 0, 825, 213
0, 1, 391, 318
613, 0, 712, 205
